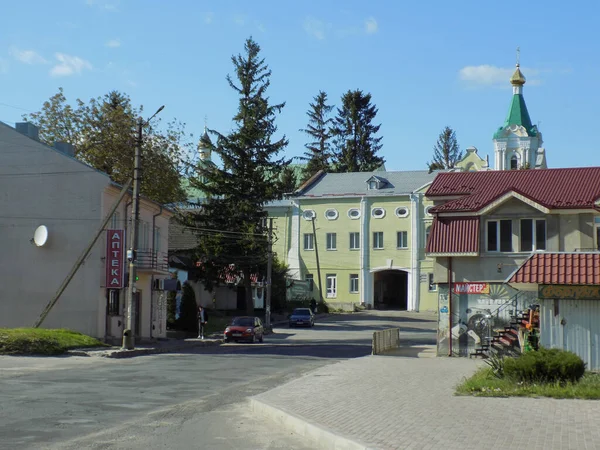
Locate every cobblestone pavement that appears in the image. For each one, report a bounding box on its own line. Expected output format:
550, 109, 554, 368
252, 355, 600, 450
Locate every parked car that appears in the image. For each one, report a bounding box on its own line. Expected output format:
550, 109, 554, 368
289, 308, 315, 328
224, 316, 264, 343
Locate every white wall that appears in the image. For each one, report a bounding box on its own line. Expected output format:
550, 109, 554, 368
0, 123, 110, 336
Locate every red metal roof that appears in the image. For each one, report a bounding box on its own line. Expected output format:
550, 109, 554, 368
509, 253, 600, 285
426, 217, 480, 254
426, 167, 600, 213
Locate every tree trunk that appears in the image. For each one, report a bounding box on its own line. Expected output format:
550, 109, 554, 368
244, 268, 254, 315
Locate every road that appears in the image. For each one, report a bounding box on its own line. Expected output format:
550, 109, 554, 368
0, 310, 436, 450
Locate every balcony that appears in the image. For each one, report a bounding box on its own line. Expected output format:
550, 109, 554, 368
137, 251, 169, 273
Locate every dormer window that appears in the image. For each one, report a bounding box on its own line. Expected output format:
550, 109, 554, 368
368, 180, 378, 190
366, 176, 387, 190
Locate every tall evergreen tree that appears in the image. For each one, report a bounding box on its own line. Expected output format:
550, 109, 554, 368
188, 38, 289, 314
428, 126, 462, 173
299, 91, 334, 182
330, 89, 384, 172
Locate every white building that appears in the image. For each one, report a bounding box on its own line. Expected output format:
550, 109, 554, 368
0, 121, 172, 343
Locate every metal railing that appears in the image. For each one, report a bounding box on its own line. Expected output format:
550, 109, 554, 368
137, 251, 169, 272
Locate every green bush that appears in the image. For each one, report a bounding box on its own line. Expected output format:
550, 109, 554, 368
177, 283, 198, 333
504, 348, 586, 384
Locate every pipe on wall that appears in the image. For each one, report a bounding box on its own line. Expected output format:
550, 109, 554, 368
448, 256, 453, 357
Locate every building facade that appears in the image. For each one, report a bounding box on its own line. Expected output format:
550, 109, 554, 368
0, 121, 172, 342
267, 170, 440, 311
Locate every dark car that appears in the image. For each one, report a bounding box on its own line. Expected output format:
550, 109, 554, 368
289, 308, 315, 328
224, 316, 264, 343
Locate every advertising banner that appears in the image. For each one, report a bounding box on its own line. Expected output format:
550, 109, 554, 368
106, 229, 125, 289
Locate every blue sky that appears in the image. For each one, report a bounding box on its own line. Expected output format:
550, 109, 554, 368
1, 0, 599, 171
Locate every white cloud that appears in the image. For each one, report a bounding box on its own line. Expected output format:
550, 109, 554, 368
0, 58, 8, 74
204, 12, 214, 24
50, 53, 92, 77
10, 47, 48, 65
233, 14, 246, 26
459, 65, 541, 88
106, 39, 121, 48
365, 17, 378, 34
304, 17, 328, 40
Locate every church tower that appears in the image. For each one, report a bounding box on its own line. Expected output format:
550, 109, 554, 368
493, 51, 547, 170
198, 126, 213, 163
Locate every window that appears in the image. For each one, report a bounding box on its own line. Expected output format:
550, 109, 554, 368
373, 232, 384, 249
520, 219, 546, 251
348, 208, 361, 219
349, 232, 360, 250
372, 207, 386, 219
368, 180, 378, 190
305, 274, 314, 291
510, 155, 518, 170
325, 209, 339, 220
397, 231, 408, 249
425, 225, 431, 248
487, 220, 513, 252
326, 274, 337, 298
107, 290, 120, 315
303, 233, 314, 251
350, 274, 359, 293
395, 207, 409, 218
597, 226, 600, 251
424, 206, 434, 216
326, 233, 337, 250
137, 221, 150, 251
302, 210, 316, 220
428, 273, 437, 292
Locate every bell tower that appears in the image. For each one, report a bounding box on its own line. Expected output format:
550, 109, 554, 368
493, 48, 547, 170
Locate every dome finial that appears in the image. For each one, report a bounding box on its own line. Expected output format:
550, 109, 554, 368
510, 47, 526, 87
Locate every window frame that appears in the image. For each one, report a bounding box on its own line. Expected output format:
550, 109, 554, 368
349, 232, 360, 250
349, 274, 359, 293
397, 231, 408, 249
519, 218, 547, 252
348, 208, 361, 220
395, 206, 409, 218
303, 233, 314, 251
373, 231, 384, 250
326, 274, 337, 298
326, 232, 337, 251
371, 207, 386, 219
325, 209, 339, 220
486, 219, 513, 253
305, 274, 314, 291
428, 273, 437, 292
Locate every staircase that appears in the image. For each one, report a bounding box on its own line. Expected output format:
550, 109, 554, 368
469, 292, 538, 359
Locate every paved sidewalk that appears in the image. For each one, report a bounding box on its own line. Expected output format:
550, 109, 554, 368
251, 353, 600, 450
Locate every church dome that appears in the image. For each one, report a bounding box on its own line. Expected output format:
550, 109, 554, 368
510, 64, 526, 86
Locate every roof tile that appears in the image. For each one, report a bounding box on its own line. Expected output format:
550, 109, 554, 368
426, 217, 479, 254
509, 253, 600, 285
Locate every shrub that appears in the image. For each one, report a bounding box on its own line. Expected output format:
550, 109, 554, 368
177, 283, 198, 333
484, 352, 506, 379
504, 348, 586, 384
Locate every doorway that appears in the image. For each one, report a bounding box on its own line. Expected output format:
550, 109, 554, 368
373, 270, 408, 310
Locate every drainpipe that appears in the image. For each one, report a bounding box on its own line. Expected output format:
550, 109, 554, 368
448, 256, 453, 357
359, 196, 369, 307
410, 193, 420, 311
150, 205, 163, 340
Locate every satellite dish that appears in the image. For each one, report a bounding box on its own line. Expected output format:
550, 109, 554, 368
33, 225, 49, 247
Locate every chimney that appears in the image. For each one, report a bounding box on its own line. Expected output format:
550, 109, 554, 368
54, 142, 75, 157
15, 122, 40, 141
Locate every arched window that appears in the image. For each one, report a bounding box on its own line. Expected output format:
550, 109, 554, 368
425, 225, 432, 248
510, 155, 519, 170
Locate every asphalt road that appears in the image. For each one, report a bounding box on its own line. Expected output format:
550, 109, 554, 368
0, 310, 436, 450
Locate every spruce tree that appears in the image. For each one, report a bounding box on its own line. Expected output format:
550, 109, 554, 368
330, 90, 384, 172
428, 126, 462, 173
188, 38, 289, 315
299, 91, 334, 182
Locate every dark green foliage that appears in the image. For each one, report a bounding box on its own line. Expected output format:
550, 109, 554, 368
280, 166, 299, 193
167, 291, 177, 327
187, 38, 289, 315
25, 88, 189, 204
299, 91, 334, 182
484, 352, 506, 379
330, 90, 384, 172
428, 126, 462, 173
269, 256, 290, 313
504, 348, 586, 384
177, 283, 198, 333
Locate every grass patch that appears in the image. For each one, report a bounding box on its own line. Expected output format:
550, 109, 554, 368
0, 328, 108, 356
456, 367, 600, 400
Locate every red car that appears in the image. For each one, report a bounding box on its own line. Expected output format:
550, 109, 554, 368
224, 316, 264, 343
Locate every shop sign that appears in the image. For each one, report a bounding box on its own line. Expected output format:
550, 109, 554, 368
452, 282, 490, 295
106, 229, 125, 288
539, 284, 600, 300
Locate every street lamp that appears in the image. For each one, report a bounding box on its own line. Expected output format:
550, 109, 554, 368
122, 105, 165, 350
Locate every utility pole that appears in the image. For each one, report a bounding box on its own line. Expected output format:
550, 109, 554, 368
266, 217, 273, 329
311, 217, 323, 304
123, 106, 164, 350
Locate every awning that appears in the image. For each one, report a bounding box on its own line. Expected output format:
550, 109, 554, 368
425, 217, 479, 256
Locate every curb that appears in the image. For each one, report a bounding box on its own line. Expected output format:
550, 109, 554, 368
249, 397, 377, 450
